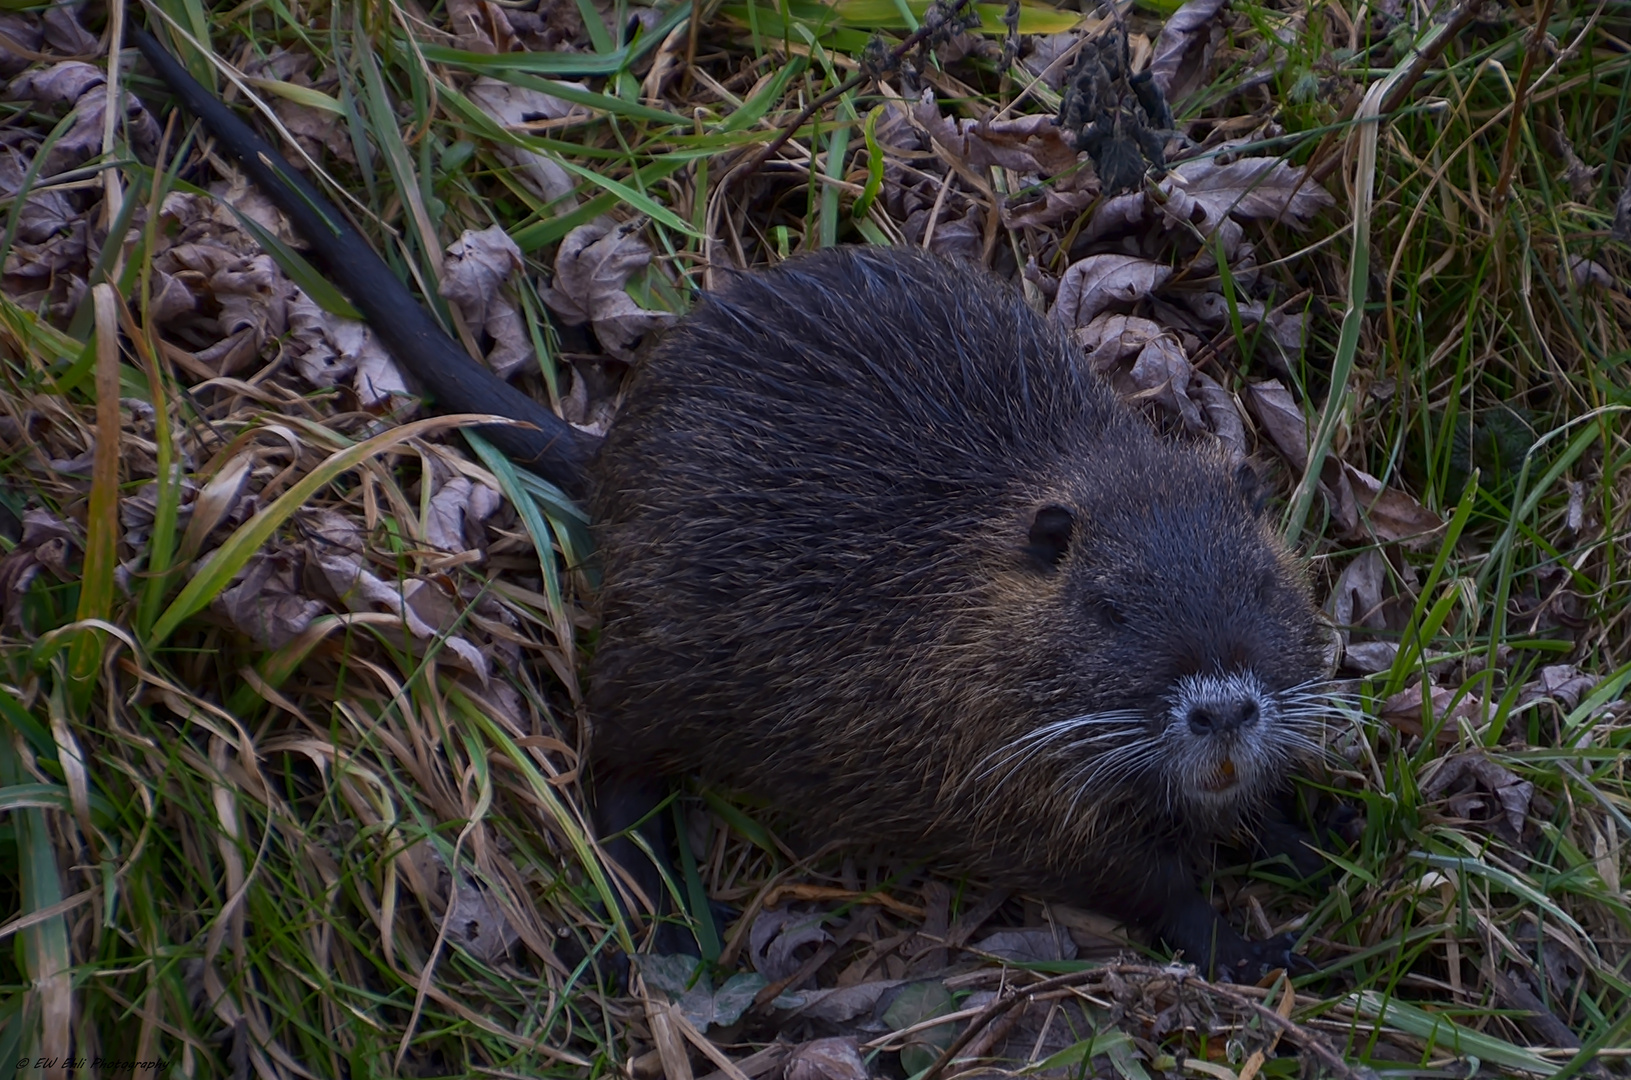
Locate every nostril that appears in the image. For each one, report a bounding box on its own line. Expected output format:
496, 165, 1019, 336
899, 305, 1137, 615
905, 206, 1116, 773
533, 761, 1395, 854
1187, 698, 1259, 736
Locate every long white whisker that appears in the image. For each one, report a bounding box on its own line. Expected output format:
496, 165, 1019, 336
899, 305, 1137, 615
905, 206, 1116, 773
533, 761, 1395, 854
965, 709, 1146, 793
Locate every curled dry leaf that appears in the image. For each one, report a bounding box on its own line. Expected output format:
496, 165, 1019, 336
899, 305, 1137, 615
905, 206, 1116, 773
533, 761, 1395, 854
287, 290, 355, 388
1069, 314, 1245, 445
638, 953, 767, 1032
0, 508, 79, 627
1246, 381, 1440, 545
1245, 380, 1310, 467
1516, 664, 1599, 713
305, 510, 491, 681
5, 62, 162, 175
1381, 680, 1493, 742
399, 841, 520, 963
440, 226, 533, 379
3, 213, 89, 317
784, 1037, 869, 1080
156, 245, 290, 376
1563, 254, 1613, 290
1126, 328, 1205, 433
446, 0, 524, 53
1021, 30, 1087, 89
1162, 156, 1334, 231
1421, 752, 1535, 842
287, 287, 408, 406
213, 551, 326, 649
905, 201, 984, 264
447, 876, 521, 963
240, 48, 357, 166
1001, 179, 1095, 231
973, 927, 1078, 963
466, 77, 588, 205
350, 320, 411, 406
749, 906, 834, 985
1326, 549, 1386, 632
912, 95, 1080, 176
1189, 371, 1247, 462
0, 14, 44, 77
1050, 254, 1173, 331
541, 221, 674, 360
121, 475, 202, 548
211, 173, 304, 249
422, 469, 501, 553
39, 3, 97, 54
1612, 178, 1631, 244
1344, 464, 1442, 546
775, 979, 904, 1027
0, 146, 74, 242
5, 58, 104, 105
1147, 0, 1228, 104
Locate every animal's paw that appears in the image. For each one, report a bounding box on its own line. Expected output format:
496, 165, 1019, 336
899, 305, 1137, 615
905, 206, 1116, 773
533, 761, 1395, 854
1212, 931, 1305, 983
1321, 801, 1363, 848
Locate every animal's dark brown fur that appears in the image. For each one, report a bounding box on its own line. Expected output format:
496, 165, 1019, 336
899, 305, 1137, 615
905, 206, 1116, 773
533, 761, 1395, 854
588, 246, 1330, 976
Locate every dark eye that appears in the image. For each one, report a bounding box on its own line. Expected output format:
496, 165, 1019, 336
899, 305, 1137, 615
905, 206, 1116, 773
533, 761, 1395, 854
1095, 600, 1127, 628
1026, 504, 1075, 570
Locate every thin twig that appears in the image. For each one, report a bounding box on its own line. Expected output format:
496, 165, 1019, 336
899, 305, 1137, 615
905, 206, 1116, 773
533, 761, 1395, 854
1491, 0, 1559, 208
1309, 0, 1484, 185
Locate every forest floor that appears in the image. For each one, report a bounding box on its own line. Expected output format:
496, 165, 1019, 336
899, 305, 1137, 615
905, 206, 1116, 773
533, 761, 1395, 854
1, 0, 1629, 1076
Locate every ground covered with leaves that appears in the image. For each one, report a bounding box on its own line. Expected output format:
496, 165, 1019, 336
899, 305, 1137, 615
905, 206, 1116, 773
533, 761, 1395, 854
2, 0, 1629, 1076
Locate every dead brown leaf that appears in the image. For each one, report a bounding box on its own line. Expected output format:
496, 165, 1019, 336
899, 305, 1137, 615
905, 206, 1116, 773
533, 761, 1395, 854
542, 221, 674, 360
1244, 380, 1309, 465
1190, 371, 1247, 461
423, 469, 501, 553
1049, 254, 1173, 331
0, 507, 78, 628
1421, 752, 1535, 842
972, 927, 1077, 963
1162, 156, 1334, 231
750, 906, 834, 985
1148, 0, 1228, 105
213, 551, 326, 649
4, 62, 162, 174
39, 3, 96, 54
440, 226, 532, 379
1327, 549, 1392, 670
1344, 463, 1442, 546
1516, 664, 1599, 713
0, 146, 73, 241
912, 102, 1079, 176
1381, 681, 1494, 747
446, 0, 524, 53
784, 1038, 868, 1080
467, 77, 588, 204
1126, 328, 1205, 432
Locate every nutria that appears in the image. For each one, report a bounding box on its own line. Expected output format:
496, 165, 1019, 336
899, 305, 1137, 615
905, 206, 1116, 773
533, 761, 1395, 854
587, 246, 1332, 976
132, 26, 1333, 977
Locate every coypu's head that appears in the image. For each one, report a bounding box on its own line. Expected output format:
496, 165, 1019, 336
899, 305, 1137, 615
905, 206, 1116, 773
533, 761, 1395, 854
991, 433, 1331, 824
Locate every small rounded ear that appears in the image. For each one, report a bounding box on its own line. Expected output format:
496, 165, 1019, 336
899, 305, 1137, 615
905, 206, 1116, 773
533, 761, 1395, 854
1026, 505, 1075, 569
1233, 461, 1270, 518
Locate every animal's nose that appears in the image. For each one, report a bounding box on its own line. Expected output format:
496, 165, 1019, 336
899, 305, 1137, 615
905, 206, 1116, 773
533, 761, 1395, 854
1187, 698, 1260, 736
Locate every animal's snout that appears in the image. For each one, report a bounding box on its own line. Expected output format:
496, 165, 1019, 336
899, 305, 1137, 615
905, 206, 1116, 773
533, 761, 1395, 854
1186, 697, 1260, 736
